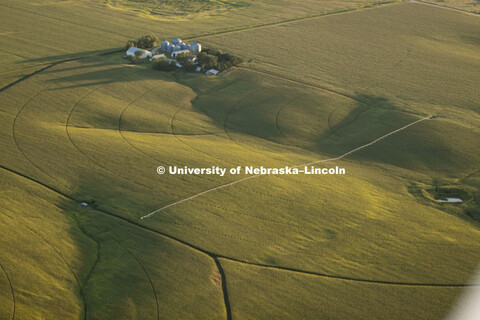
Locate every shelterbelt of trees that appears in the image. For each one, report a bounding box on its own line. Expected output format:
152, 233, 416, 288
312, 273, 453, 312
125, 34, 243, 72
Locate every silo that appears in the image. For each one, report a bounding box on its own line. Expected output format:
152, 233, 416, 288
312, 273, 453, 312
161, 40, 169, 52
171, 37, 182, 45
172, 45, 181, 52
191, 42, 201, 54
180, 43, 189, 50
167, 43, 174, 53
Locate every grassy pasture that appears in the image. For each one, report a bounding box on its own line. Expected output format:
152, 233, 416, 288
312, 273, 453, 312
0, 0, 479, 319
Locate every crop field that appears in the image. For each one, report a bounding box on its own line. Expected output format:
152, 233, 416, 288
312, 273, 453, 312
0, 0, 479, 319
0, 0, 384, 88
418, 0, 480, 13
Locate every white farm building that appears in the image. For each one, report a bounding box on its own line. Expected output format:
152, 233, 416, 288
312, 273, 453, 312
126, 47, 152, 59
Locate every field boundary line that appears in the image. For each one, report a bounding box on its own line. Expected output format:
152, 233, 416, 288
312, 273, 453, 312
213, 257, 232, 320
109, 236, 160, 320
141, 117, 430, 219
219, 257, 480, 287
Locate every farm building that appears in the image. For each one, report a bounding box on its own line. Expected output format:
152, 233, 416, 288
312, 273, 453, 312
126, 47, 152, 59
171, 50, 191, 58
205, 69, 219, 76
151, 54, 166, 60
171, 37, 182, 45
161, 40, 169, 51
190, 42, 202, 54
159, 37, 201, 55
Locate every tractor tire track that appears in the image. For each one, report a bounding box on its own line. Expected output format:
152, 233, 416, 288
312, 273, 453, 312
222, 87, 272, 155
11, 79, 73, 192
170, 100, 239, 166
0, 212, 87, 320
118, 86, 165, 163
0, 264, 15, 320
0, 165, 477, 299
168, 73, 263, 167
119, 94, 222, 187
142, 117, 430, 219
274, 94, 305, 146
327, 110, 340, 137
5, 50, 123, 193
64, 69, 154, 190
109, 236, 159, 320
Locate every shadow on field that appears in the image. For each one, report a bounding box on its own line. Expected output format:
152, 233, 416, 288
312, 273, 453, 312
17, 48, 123, 64
44, 64, 169, 90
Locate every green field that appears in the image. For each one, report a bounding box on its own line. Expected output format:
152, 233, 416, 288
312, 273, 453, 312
0, 0, 479, 319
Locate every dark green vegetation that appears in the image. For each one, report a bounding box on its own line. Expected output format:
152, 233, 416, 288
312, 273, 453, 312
126, 34, 160, 50
198, 49, 243, 71
1, 0, 479, 319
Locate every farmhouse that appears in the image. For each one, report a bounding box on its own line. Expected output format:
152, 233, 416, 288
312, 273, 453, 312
126, 46, 152, 59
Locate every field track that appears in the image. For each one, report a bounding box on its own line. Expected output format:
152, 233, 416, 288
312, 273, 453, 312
109, 236, 160, 320
0, 211, 87, 320
141, 117, 430, 219
410, 0, 480, 15
0, 264, 15, 320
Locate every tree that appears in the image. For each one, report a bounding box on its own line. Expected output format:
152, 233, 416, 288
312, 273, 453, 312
175, 52, 193, 65
197, 52, 218, 70
152, 57, 177, 71
136, 34, 159, 49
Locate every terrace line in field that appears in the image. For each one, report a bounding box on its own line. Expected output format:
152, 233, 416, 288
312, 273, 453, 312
244, 166, 346, 175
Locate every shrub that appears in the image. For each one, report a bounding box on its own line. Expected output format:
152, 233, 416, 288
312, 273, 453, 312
197, 48, 242, 72
125, 40, 136, 50
197, 52, 218, 70
152, 58, 177, 71
175, 52, 194, 65
136, 34, 159, 49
